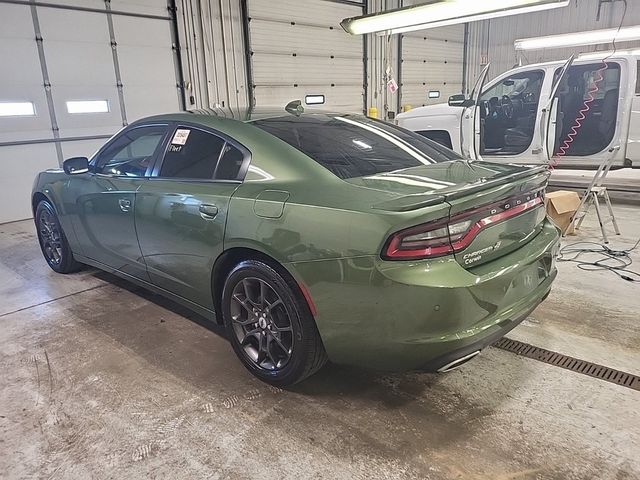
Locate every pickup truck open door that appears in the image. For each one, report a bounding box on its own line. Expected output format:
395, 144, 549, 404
542, 55, 575, 163
460, 64, 490, 161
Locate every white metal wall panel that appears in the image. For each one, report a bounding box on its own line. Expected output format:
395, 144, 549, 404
0, 1, 180, 223
247, 0, 364, 112
0, 4, 57, 223
113, 16, 179, 120
38, 8, 122, 138
44, 0, 104, 9
0, 144, 59, 224
60, 138, 106, 161
47, 0, 168, 16
401, 24, 465, 108
175, 0, 248, 114
0, 4, 52, 143
110, 0, 170, 17
466, 0, 640, 83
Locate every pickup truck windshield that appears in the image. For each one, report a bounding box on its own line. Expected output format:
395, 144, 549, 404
252, 114, 461, 179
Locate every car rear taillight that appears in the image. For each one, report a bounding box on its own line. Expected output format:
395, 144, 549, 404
382, 190, 544, 261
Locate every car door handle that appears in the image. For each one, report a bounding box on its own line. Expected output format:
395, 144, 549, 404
118, 198, 132, 212
199, 203, 218, 219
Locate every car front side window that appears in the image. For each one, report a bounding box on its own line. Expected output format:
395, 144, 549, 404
94, 125, 168, 177
480, 71, 544, 102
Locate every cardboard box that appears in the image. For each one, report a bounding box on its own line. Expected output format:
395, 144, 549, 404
545, 190, 582, 235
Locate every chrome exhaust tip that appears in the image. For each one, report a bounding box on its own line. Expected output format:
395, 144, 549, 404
437, 350, 481, 373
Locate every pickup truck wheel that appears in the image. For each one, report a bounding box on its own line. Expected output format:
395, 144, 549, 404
222, 260, 327, 386
35, 200, 82, 274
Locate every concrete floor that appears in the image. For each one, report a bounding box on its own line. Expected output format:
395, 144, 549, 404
1, 205, 639, 480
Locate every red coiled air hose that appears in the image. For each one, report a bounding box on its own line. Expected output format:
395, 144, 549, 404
550, 61, 608, 170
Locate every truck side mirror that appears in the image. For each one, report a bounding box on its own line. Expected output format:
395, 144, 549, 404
448, 94, 473, 107
63, 157, 89, 175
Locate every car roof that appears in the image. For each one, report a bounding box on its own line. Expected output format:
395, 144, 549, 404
134, 108, 360, 133
511, 50, 639, 72
141, 106, 348, 121
129, 109, 369, 185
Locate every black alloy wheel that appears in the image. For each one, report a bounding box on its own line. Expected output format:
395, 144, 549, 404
222, 260, 327, 386
230, 276, 293, 371
35, 200, 82, 274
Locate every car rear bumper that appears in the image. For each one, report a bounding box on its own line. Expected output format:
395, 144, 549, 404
420, 283, 552, 372
288, 219, 560, 372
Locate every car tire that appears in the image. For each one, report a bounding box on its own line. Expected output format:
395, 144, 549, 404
35, 199, 82, 274
222, 259, 327, 386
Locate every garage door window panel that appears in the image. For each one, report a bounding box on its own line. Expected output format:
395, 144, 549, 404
94, 125, 168, 177
66, 100, 110, 114
0, 102, 36, 117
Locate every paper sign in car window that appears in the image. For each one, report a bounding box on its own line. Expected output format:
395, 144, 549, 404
172, 129, 191, 145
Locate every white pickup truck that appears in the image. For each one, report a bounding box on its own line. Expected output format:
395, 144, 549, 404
396, 51, 640, 169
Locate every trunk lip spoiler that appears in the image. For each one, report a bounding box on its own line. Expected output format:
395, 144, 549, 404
372, 165, 549, 212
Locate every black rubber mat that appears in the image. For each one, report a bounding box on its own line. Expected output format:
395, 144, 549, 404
494, 337, 640, 391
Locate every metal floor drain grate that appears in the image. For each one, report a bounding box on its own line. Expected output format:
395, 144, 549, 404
494, 338, 640, 391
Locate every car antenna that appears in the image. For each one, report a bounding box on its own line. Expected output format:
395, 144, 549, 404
285, 100, 304, 116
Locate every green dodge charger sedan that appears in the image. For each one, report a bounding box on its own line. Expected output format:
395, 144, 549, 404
32, 108, 560, 386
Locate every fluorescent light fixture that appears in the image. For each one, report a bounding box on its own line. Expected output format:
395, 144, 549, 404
304, 94, 325, 105
428, 90, 441, 99
66, 100, 109, 114
0, 101, 36, 117
340, 0, 569, 36
515, 25, 640, 51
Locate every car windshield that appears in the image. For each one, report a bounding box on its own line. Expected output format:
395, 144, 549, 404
252, 114, 461, 180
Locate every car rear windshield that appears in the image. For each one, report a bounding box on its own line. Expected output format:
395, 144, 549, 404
252, 114, 461, 179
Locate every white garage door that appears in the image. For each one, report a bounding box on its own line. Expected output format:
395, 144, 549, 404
400, 25, 465, 108
0, 0, 181, 223
246, 0, 365, 112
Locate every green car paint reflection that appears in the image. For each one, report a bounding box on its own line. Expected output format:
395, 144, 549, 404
32, 111, 560, 382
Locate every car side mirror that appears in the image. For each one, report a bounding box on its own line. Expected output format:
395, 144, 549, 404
63, 156, 89, 175
448, 94, 474, 108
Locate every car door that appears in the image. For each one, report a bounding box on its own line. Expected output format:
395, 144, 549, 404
70, 124, 170, 279
543, 56, 574, 163
547, 58, 626, 167
135, 124, 249, 310
460, 64, 490, 160
477, 67, 549, 164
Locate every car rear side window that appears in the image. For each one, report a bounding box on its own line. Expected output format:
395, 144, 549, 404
215, 143, 245, 180
160, 127, 225, 179
252, 114, 460, 179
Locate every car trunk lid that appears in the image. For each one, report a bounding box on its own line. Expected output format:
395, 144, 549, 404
444, 167, 549, 269
345, 160, 549, 267
348, 160, 546, 212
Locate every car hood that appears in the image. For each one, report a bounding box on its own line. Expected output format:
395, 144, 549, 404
396, 102, 460, 120
344, 160, 547, 211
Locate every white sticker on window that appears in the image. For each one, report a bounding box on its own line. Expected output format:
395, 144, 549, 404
172, 129, 191, 145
